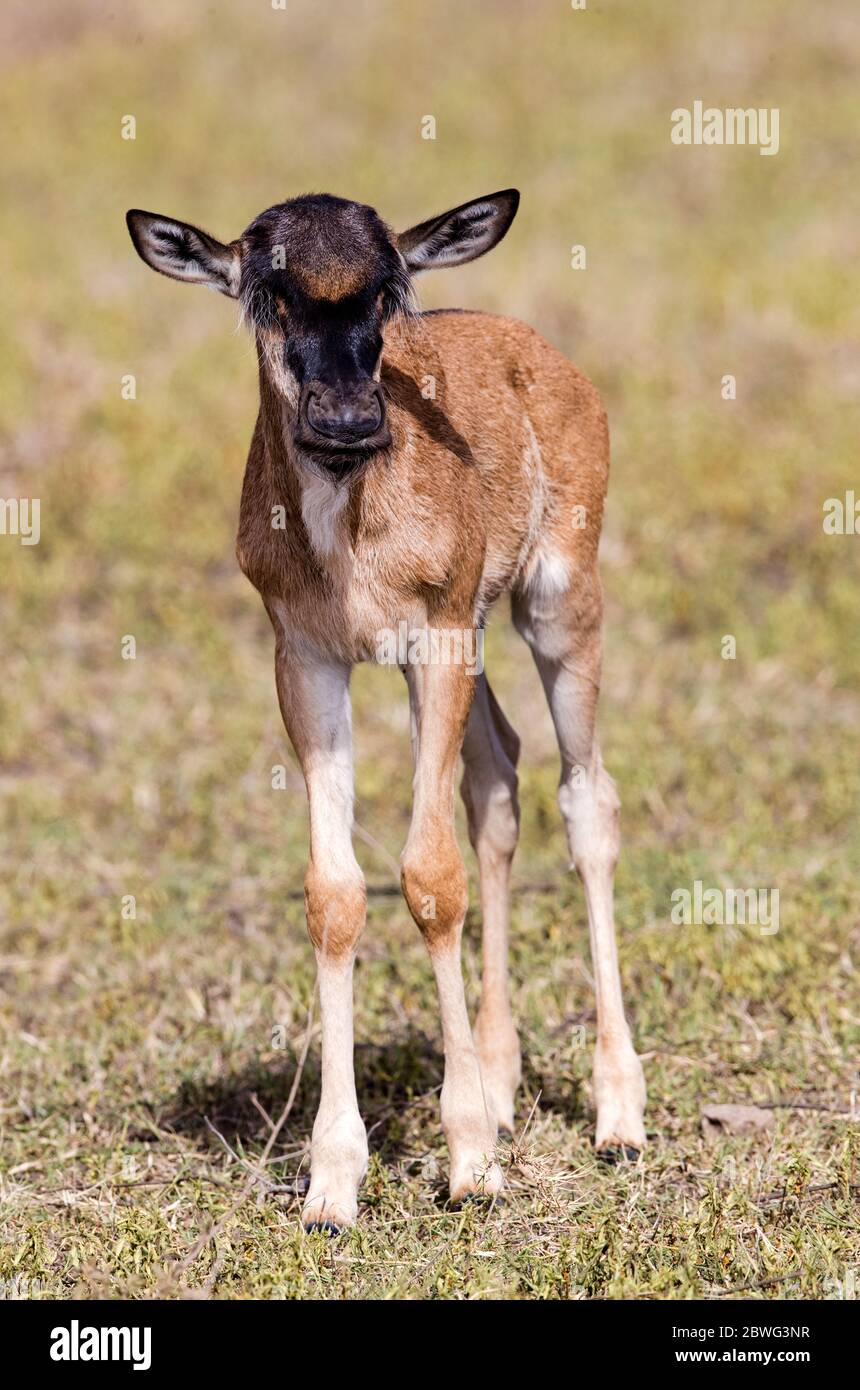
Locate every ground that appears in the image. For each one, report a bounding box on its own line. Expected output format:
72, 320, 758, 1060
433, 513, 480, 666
0, 0, 858, 1299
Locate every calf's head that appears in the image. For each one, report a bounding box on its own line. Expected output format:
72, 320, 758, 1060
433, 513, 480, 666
127, 189, 519, 475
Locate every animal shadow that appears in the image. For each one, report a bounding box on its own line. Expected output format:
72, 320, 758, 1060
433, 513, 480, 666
152, 1028, 445, 1172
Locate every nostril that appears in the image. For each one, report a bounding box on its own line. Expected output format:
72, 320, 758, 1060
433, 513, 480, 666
304, 392, 331, 433
354, 395, 383, 433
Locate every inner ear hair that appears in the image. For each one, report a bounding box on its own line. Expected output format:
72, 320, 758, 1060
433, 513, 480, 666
398, 189, 519, 273
126, 209, 241, 297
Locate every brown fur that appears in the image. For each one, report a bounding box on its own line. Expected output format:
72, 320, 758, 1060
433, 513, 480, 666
237, 308, 608, 975
236, 309, 609, 650
304, 867, 367, 958
293, 256, 368, 302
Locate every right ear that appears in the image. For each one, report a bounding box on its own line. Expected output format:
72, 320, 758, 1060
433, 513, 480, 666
126, 209, 241, 298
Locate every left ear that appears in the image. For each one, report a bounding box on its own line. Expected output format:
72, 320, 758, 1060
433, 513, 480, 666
397, 189, 519, 273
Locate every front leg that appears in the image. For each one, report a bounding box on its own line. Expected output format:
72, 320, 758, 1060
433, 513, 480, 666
401, 653, 502, 1203
274, 636, 368, 1231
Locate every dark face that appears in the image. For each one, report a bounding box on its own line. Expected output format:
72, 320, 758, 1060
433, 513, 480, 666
240, 195, 412, 473
128, 187, 519, 478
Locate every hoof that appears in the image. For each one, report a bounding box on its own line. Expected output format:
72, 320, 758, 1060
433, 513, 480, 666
301, 1190, 357, 1232
303, 1219, 342, 1237
597, 1144, 641, 1165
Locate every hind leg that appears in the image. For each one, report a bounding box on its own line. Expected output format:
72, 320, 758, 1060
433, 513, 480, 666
513, 574, 646, 1157
461, 675, 521, 1134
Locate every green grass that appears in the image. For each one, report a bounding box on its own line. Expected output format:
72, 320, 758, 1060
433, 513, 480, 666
0, 0, 858, 1299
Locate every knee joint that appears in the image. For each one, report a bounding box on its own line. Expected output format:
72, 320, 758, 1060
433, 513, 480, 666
558, 764, 620, 874
304, 866, 366, 960
462, 769, 520, 862
401, 838, 468, 948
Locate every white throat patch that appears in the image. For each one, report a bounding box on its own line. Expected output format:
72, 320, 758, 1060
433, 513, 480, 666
300, 470, 351, 558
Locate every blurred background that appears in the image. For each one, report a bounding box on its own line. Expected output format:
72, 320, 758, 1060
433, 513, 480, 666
0, 0, 858, 1298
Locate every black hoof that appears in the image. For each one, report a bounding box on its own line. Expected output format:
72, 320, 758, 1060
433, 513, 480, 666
597, 1145, 641, 1165
303, 1219, 341, 1237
